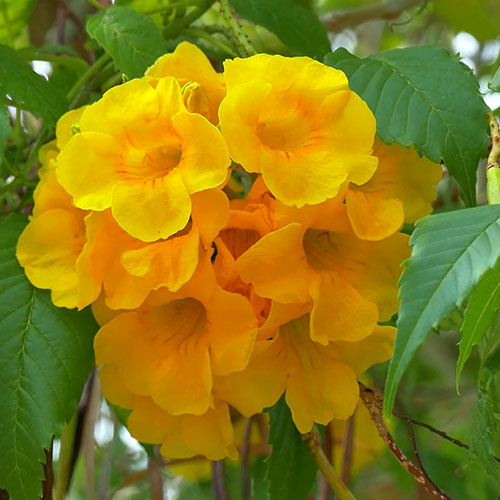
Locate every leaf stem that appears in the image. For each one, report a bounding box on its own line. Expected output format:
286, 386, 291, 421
182, 28, 238, 57
163, 0, 215, 39
302, 426, 357, 500
66, 53, 112, 105
143, 0, 205, 15
87, 0, 106, 12
218, 0, 257, 57
486, 113, 500, 205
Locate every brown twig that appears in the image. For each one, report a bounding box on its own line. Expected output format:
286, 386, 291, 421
323, 0, 430, 32
42, 443, 54, 500
487, 113, 500, 205
358, 383, 451, 500
147, 455, 164, 500
341, 416, 355, 486
241, 417, 253, 500
212, 460, 230, 500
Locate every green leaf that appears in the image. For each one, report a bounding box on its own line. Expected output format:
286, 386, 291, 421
265, 397, 317, 500
86, 6, 166, 79
457, 264, 500, 388
470, 372, 500, 482
0, 105, 9, 156
0, 44, 67, 126
230, 0, 330, 58
490, 66, 500, 93
384, 205, 500, 419
325, 47, 489, 206
0, 214, 98, 500
0, 0, 35, 46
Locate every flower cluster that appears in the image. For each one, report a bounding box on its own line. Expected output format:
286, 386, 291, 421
17, 42, 442, 460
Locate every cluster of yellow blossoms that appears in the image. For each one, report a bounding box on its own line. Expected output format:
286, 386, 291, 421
17, 42, 442, 461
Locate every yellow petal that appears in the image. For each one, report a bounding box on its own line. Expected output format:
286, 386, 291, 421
56, 106, 87, 150
57, 131, 121, 211
281, 316, 359, 432
214, 339, 287, 417
173, 111, 230, 193
182, 403, 238, 461
111, 170, 191, 242
191, 189, 229, 248
218, 79, 272, 173
346, 189, 404, 241
147, 41, 226, 125
310, 272, 378, 345
335, 325, 395, 375
98, 364, 135, 409
236, 223, 315, 303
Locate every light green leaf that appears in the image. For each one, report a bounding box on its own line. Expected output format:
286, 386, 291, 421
490, 66, 500, 93
0, 0, 35, 46
325, 47, 490, 207
0, 105, 9, 156
457, 264, 500, 389
0, 44, 67, 126
86, 6, 166, 79
0, 214, 98, 500
230, 0, 330, 58
384, 205, 500, 419
265, 397, 317, 500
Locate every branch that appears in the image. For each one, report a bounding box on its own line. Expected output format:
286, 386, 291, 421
323, 0, 429, 32
302, 426, 357, 500
487, 113, 500, 204
358, 383, 451, 500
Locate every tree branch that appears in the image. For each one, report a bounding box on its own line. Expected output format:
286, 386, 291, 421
358, 383, 451, 500
323, 0, 429, 32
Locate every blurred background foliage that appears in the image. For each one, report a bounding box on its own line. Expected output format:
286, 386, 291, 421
1, 0, 500, 499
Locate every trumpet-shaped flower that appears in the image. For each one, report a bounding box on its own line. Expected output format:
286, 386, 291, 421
216, 310, 395, 433
57, 76, 230, 242
146, 41, 226, 125
94, 253, 257, 416
345, 138, 443, 240
219, 54, 378, 207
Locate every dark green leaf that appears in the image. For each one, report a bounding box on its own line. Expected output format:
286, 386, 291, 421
457, 264, 500, 388
490, 66, 500, 93
86, 6, 166, 78
266, 397, 317, 500
230, 0, 330, 58
470, 373, 500, 482
0, 214, 98, 500
325, 47, 489, 206
0, 44, 67, 126
384, 205, 500, 419
0, 105, 9, 156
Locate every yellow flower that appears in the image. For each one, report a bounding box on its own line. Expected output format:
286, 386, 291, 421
216, 309, 395, 433
94, 253, 257, 416
57, 76, 230, 242
219, 54, 378, 207
345, 138, 443, 240
236, 193, 409, 343
146, 41, 226, 125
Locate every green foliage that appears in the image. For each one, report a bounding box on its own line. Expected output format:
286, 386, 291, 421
384, 205, 500, 419
457, 264, 500, 389
230, 0, 330, 58
490, 66, 500, 92
86, 6, 166, 79
325, 47, 489, 206
0, 105, 9, 156
433, 0, 500, 42
0, 44, 67, 126
0, 0, 35, 46
265, 397, 317, 500
0, 214, 98, 500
